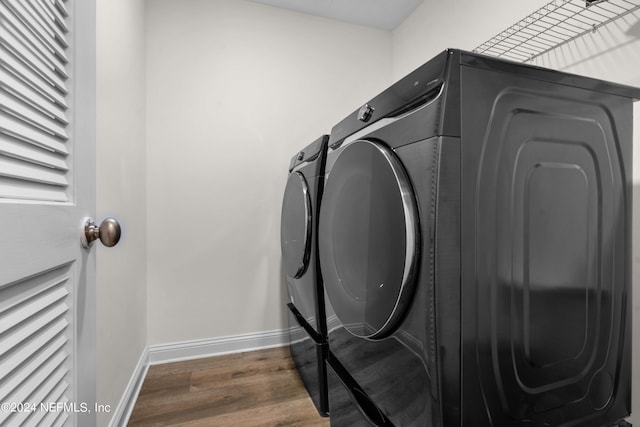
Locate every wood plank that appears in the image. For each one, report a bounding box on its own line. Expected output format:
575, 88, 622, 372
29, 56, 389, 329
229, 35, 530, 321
189, 348, 296, 390
131, 368, 308, 424
128, 346, 328, 426
136, 371, 192, 400
172, 398, 330, 427
144, 352, 243, 378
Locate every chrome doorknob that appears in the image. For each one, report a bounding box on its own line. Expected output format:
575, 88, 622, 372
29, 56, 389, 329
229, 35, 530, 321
82, 217, 121, 248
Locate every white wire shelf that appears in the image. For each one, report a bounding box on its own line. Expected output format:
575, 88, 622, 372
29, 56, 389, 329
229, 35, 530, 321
473, 0, 640, 62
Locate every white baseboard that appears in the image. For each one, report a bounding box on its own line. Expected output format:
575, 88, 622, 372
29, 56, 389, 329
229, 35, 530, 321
147, 328, 290, 365
108, 348, 149, 427
108, 329, 290, 426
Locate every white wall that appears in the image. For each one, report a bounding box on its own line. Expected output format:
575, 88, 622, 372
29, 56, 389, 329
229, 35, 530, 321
145, 0, 392, 345
392, 0, 549, 80
393, 2, 640, 422
96, 0, 147, 425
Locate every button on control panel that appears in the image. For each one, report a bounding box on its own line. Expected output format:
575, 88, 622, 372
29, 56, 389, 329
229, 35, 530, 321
357, 104, 374, 122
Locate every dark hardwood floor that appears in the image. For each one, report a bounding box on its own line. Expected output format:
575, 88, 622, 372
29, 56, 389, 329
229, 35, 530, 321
128, 346, 330, 426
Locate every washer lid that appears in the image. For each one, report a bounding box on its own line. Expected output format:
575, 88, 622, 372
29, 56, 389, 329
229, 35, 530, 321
281, 171, 312, 279
319, 140, 420, 339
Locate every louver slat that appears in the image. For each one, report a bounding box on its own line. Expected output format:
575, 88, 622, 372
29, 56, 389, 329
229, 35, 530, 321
0, 68, 67, 124
0, 318, 69, 399
0, 286, 68, 336
0, 135, 68, 170
0, 334, 68, 401
0, 156, 68, 187
51, 410, 70, 427
0, 111, 68, 155
7, 355, 68, 425
0, 178, 68, 202
0, 25, 67, 93
1, 48, 68, 108
0, 362, 69, 426
0, 0, 70, 203
0, 271, 72, 425
54, 0, 68, 18
25, 0, 68, 47
0, 1, 68, 74
5, 0, 68, 57
0, 306, 69, 363
29, 381, 69, 426
2, 97, 67, 142
5, 351, 68, 407
2, 94, 68, 139
37, 0, 69, 33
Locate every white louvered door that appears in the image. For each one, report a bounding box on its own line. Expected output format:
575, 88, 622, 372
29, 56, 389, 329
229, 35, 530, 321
0, 0, 96, 426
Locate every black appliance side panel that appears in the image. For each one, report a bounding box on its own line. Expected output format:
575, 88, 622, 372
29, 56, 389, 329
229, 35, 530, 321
327, 354, 395, 427
313, 136, 330, 338
459, 65, 633, 427
287, 304, 329, 416
440, 50, 462, 139
434, 136, 462, 427
392, 135, 462, 427
327, 364, 374, 427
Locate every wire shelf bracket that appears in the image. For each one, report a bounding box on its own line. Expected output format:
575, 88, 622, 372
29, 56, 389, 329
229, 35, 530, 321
473, 0, 640, 62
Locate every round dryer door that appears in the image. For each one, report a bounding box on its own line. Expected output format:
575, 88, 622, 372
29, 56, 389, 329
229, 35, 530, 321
281, 171, 312, 279
319, 140, 420, 340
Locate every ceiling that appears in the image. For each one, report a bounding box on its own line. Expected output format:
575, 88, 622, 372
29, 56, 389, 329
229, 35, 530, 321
248, 0, 425, 31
